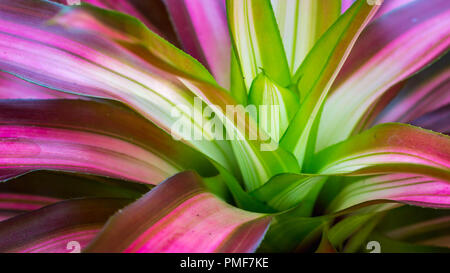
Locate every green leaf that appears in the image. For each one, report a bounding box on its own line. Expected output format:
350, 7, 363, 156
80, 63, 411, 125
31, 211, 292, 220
209, 162, 277, 213
249, 173, 326, 212
227, 0, 291, 90
312, 123, 450, 181
230, 49, 248, 105
281, 0, 380, 170
259, 214, 326, 252
179, 78, 300, 191
315, 228, 338, 253
341, 212, 385, 252
328, 204, 388, 248
248, 72, 299, 142
271, 0, 341, 74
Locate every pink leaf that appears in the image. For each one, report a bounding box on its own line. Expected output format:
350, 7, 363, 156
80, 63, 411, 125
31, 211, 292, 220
0, 198, 131, 253
313, 123, 450, 181
0, 72, 79, 99
86, 172, 271, 253
164, 0, 230, 88
373, 54, 450, 126
0, 99, 215, 184
317, 0, 450, 151
329, 173, 450, 212
51, 0, 180, 45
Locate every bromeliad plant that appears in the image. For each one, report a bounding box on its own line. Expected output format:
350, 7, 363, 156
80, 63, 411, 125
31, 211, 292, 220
0, 0, 448, 253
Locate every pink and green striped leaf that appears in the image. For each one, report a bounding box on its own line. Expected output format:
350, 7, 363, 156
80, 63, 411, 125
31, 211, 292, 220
373, 53, 450, 126
0, 170, 148, 222
2, 0, 299, 190
164, 0, 230, 88
77, 3, 301, 190
58, 2, 301, 186
0, 198, 132, 253
52, 0, 180, 45
312, 123, 450, 181
317, 0, 450, 152
175, 76, 300, 191
351, 80, 407, 134
281, 0, 380, 169
328, 173, 450, 212
227, 0, 291, 91
86, 171, 272, 253
352, 52, 450, 134
372, 0, 416, 20
0, 0, 237, 172
271, 0, 341, 74
0, 99, 215, 184
0, 170, 148, 200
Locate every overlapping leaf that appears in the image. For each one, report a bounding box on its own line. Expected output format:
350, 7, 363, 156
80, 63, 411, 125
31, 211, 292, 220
317, 0, 450, 152
0, 0, 237, 173
271, 0, 340, 74
373, 53, 450, 126
0, 198, 132, 252
0, 170, 147, 222
52, 0, 180, 44
0, 71, 78, 99
374, 206, 450, 249
0, 99, 215, 184
248, 73, 299, 142
86, 172, 271, 253
164, 0, 230, 88
227, 0, 290, 90
328, 173, 450, 212
312, 123, 450, 180
281, 0, 380, 169
0, 0, 447, 254
250, 173, 326, 212
1, 0, 300, 191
